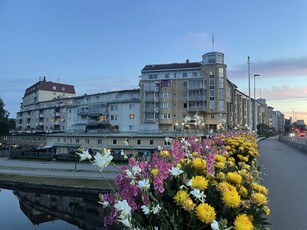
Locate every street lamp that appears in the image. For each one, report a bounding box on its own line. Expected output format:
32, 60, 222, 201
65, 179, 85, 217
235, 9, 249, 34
247, 57, 252, 132
254, 74, 260, 131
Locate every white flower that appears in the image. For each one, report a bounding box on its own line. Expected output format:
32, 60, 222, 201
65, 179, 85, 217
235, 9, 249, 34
211, 220, 219, 230
154, 227, 159, 230
179, 184, 188, 190
169, 167, 184, 177
77, 149, 92, 161
183, 115, 191, 123
165, 137, 172, 143
125, 169, 135, 179
194, 113, 203, 125
120, 149, 128, 159
100, 200, 109, 207
141, 205, 150, 215
152, 204, 161, 214
137, 179, 150, 190
120, 217, 131, 228
132, 165, 141, 175
157, 146, 163, 151
92, 149, 113, 171
114, 200, 131, 217
190, 189, 206, 203
187, 179, 192, 187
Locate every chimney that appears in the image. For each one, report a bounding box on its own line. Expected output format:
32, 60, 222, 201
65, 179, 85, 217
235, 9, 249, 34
186, 59, 189, 63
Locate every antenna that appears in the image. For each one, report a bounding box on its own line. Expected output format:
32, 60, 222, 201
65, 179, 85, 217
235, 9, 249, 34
212, 32, 215, 51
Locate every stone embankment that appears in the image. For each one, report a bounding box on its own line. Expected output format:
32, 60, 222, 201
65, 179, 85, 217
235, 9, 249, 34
0, 157, 120, 195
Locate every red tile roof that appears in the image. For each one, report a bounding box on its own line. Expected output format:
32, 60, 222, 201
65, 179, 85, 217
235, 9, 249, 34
24, 77, 75, 97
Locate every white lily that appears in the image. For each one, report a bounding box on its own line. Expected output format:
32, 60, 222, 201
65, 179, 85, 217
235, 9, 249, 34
211, 219, 219, 230
132, 165, 141, 175
190, 189, 206, 203
92, 149, 113, 172
169, 166, 184, 177
152, 204, 161, 214
137, 179, 150, 190
141, 205, 150, 215
77, 149, 92, 161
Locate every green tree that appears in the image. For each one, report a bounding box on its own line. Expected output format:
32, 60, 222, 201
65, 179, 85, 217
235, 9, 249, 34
0, 98, 15, 134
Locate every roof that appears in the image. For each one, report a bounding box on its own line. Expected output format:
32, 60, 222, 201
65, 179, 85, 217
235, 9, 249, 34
142, 62, 201, 71
24, 77, 76, 97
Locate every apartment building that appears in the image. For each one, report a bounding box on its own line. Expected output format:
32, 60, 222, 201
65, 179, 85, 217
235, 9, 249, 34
138, 51, 267, 133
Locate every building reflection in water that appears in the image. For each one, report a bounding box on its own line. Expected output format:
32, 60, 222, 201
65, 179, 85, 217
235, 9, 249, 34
13, 189, 108, 230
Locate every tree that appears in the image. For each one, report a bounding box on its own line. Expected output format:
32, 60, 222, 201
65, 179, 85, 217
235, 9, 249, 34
0, 98, 15, 134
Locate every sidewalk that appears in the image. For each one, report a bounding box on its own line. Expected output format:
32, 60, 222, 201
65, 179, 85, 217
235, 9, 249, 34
0, 157, 120, 180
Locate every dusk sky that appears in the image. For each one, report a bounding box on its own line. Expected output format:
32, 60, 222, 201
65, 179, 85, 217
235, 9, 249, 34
1, 1, 307, 121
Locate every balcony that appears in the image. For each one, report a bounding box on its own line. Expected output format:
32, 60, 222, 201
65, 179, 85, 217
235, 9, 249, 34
188, 106, 206, 112
144, 107, 159, 113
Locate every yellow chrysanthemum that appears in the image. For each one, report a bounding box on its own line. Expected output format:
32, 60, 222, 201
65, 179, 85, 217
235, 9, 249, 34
215, 162, 225, 169
176, 163, 182, 168
238, 169, 248, 176
252, 183, 268, 195
192, 151, 199, 157
160, 150, 169, 157
218, 181, 236, 192
228, 157, 235, 162
192, 158, 206, 170
226, 145, 231, 151
191, 176, 208, 190
227, 172, 242, 184
182, 198, 196, 211
242, 156, 249, 162
263, 206, 271, 215
174, 190, 189, 205
238, 186, 248, 197
217, 172, 225, 180
250, 193, 268, 205
195, 203, 216, 224
222, 189, 241, 208
234, 214, 253, 230
215, 155, 226, 163
151, 168, 159, 176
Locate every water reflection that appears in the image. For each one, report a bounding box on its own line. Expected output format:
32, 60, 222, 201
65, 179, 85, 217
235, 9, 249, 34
0, 185, 109, 230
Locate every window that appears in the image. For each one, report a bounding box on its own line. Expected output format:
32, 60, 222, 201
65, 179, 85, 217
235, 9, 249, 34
161, 113, 171, 119
161, 103, 170, 109
129, 104, 134, 109
110, 105, 114, 111
183, 103, 187, 108
85, 139, 90, 144
98, 139, 102, 145
129, 125, 133, 130
137, 140, 141, 145
161, 80, 171, 87
150, 140, 154, 145
57, 138, 60, 143
162, 92, 170, 98
211, 114, 215, 119
113, 140, 117, 145
183, 73, 187, 78
53, 86, 56, 90
129, 114, 135, 119
193, 72, 197, 77
165, 74, 169, 78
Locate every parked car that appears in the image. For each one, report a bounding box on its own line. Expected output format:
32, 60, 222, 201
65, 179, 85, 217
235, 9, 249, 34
299, 133, 305, 137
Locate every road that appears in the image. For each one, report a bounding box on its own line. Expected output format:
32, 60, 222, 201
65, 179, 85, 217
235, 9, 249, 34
258, 136, 307, 230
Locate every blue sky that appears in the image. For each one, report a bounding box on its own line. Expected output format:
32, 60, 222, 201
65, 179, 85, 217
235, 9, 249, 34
1, 0, 307, 121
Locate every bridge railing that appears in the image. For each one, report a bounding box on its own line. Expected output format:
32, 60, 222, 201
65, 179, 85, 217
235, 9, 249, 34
279, 135, 307, 153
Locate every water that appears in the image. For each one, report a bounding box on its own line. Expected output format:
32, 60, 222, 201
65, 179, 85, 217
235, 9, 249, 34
0, 186, 107, 230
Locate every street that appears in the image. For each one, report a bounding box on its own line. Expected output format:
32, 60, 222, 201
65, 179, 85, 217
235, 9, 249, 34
258, 136, 307, 230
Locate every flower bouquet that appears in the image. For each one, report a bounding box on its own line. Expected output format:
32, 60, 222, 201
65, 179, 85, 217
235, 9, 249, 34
77, 132, 270, 230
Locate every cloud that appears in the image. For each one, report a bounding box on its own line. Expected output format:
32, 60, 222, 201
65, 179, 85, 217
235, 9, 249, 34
228, 56, 307, 80
260, 85, 307, 101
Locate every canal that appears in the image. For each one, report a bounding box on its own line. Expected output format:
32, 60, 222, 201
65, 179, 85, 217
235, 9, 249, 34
0, 185, 108, 230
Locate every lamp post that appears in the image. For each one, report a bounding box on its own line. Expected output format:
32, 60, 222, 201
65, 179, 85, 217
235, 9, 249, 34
247, 57, 252, 132
254, 74, 260, 131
